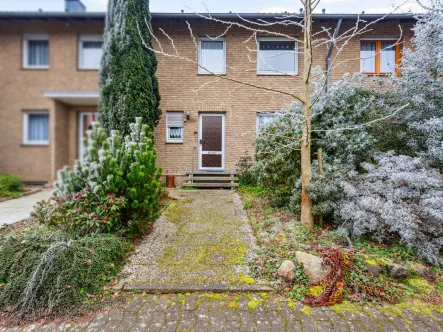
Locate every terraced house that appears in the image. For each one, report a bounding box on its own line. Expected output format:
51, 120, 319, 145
0, 0, 416, 186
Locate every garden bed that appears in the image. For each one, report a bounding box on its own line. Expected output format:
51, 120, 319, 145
239, 185, 443, 306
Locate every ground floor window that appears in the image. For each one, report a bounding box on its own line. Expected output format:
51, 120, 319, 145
23, 111, 49, 145
256, 112, 276, 134
166, 112, 184, 143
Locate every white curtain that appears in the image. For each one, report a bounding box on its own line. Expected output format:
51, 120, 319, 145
28, 40, 49, 66
82, 41, 103, 68
258, 41, 296, 73
380, 42, 396, 73
167, 112, 184, 140
28, 114, 49, 141
360, 42, 376, 73
199, 41, 224, 74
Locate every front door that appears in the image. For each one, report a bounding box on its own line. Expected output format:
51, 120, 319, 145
198, 113, 225, 171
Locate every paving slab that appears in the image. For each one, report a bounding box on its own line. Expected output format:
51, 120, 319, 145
0, 189, 53, 226
117, 189, 259, 290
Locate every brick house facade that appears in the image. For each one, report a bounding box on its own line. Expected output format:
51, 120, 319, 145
0, 8, 416, 186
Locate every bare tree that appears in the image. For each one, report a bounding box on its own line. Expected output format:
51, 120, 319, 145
138, 0, 407, 228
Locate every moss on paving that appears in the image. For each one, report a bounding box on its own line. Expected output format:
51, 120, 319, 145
118, 190, 256, 286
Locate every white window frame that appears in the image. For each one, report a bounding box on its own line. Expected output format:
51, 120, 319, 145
78, 35, 104, 70
256, 112, 276, 134
166, 112, 184, 143
23, 111, 49, 145
23, 34, 49, 69
257, 37, 298, 75
198, 37, 227, 75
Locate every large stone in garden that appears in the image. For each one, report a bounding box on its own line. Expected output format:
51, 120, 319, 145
278, 260, 295, 281
295, 251, 331, 284
412, 264, 435, 282
365, 264, 382, 277
386, 264, 411, 279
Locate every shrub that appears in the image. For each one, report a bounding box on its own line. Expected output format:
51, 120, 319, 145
236, 153, 257, 186
31, 189, 127, 236
99, 0, 161, 136
0, 231, 130, 322
53, 118, 162, 235
335, 152, 443, 266
0, 173, 22, 197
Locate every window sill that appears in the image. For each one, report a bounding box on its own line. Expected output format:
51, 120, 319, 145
22, 67, 49, 71
21, 143, 49, 147
166, 141, 184, 144
78, 67, 100, 71
197, 73, 227, 76
257, 72, 298, 76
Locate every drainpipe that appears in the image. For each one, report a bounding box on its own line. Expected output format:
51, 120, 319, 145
326, 18, 342, 92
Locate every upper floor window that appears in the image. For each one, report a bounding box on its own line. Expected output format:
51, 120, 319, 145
23, 34, 49, 69
256, 112, 276, 134
360, 39, 401, 74
198, 37, 226, 75
23, 111, 49, 145
79, 35, 103, 70
166, 111, 184, 143
257, 37, 298, 75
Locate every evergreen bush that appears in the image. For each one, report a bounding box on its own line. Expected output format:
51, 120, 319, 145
0, 231, 130, 322
52, 118, 162, 235
31, 189, 127, 236
335, 152, 443, 266
99, 0, 161, 136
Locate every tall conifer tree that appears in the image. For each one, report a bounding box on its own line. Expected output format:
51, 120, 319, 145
99, 0, 161, 136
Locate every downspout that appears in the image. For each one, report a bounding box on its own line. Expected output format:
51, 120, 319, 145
326, 18, 342, 92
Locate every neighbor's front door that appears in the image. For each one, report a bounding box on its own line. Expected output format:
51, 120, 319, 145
198, 113, 225, 171
78, 112, 98, 159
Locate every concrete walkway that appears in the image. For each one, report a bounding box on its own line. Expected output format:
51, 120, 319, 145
117, 190, 259, 290
4, 294, 443, 331
0, 189, 53, 226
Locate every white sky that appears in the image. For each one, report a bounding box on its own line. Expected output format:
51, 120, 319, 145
0, 0, 425, 14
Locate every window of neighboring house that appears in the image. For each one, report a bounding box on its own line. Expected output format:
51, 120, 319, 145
360, 39, 401, 74
198, 37, 226, 75
166, 112, 184, 143
256, 112, 276, 134
257, 37, 298, 75
23, 111, 49, 145
78, 35, 103, 70
23, 34, 49, 69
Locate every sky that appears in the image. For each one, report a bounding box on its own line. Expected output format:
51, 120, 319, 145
0, 0, 425, 14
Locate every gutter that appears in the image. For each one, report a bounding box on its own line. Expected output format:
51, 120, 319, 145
326, 17, 342, 92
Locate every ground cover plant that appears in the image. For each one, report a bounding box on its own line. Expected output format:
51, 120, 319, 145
0, 173, 22, 198
239, 185, 443, 306
0, 231, 130, 325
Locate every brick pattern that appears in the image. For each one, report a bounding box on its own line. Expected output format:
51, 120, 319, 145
3, 293, 443, 331
0, 18, 415, 183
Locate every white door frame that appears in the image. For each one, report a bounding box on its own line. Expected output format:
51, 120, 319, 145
198, 113, 226, 171
78, 112, 98, 159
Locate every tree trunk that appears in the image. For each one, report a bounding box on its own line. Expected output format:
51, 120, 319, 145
300, 0, 315, 228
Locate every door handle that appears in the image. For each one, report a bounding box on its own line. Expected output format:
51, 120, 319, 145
200, 139, 205, 145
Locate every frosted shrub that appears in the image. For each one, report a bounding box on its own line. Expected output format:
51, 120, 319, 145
255, 72, 382, 206
335, 152, 443, 265
51, 118, 162, 235
392, 2, 443, 167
